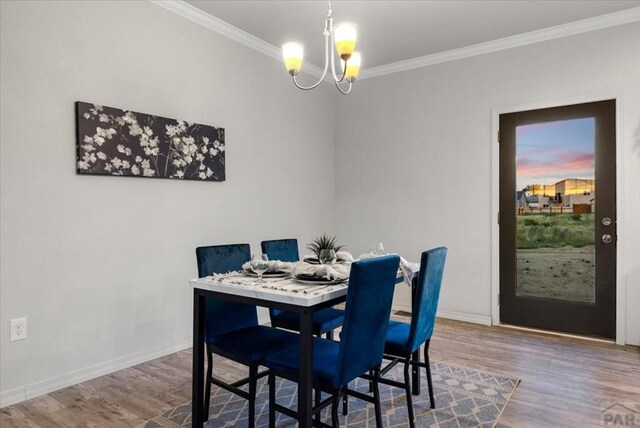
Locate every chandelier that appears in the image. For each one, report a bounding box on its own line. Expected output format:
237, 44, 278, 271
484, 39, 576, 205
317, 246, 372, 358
281, 1, 361, 95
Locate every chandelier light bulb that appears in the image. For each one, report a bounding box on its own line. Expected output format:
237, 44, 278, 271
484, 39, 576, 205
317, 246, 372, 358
342, 51, 361, 81
334, 23, 357, 60
282, 42, 304, 75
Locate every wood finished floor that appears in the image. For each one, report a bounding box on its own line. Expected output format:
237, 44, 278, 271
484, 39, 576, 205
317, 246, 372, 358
1, 316, 639, 427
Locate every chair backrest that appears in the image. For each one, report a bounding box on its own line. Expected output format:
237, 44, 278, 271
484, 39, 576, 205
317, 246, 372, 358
406, 247, 448, 353
334, 255, 400, 389
195, 244, 257, 341
260, 239, 299, 262
261, 239, 300, 319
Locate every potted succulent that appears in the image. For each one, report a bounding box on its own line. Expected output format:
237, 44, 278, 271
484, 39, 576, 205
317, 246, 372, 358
307, 234, 345, 262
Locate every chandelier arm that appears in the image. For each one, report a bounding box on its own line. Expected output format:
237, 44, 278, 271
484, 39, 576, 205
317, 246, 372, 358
291, 17, 332, 90
334, 79, 353, 95
292, 70, 327, 90
329, 32, 346, 83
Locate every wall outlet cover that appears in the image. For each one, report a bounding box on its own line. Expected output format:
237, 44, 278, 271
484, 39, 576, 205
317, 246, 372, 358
10, 317, 27, 341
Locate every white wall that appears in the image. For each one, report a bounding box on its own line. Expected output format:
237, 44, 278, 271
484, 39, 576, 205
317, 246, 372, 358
0, 1, 335, 404
2, 0, 639, 409
334, 23, 640, 344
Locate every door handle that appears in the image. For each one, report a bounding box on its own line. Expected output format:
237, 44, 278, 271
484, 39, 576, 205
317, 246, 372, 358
602, 234, 613, 244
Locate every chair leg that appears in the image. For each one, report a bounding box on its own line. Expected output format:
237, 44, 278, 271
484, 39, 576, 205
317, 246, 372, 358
268, 373, 276, 428
342, 388, 348, 415
248, 365, 257, 428
204, 346, 213, 417
403, 357, 416, 428
372, 368, 383, 428
411, 349, 421, 395
368, 369, 373, 393
325, 330, 334, 340
315, 388, 322, 424
331, 393, 341, 428
424, 343, 435, 409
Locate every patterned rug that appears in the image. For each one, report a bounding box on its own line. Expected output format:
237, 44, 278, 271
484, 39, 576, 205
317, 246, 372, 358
144, 360, 519, 428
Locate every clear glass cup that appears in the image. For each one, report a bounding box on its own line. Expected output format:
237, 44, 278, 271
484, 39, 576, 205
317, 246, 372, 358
370, 242, 385, 256
250, 254, 269, 283
319, 249, 337, 265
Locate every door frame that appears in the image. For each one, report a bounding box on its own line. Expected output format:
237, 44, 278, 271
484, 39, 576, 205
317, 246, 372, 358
490, 92, 626, 345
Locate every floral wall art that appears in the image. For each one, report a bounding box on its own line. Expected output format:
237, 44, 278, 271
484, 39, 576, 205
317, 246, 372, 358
75, 102, 225, 181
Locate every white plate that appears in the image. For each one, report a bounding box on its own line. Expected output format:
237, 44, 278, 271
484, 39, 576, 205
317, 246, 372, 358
243, 270, 290, 278
294, 277, 347, 285
303, 258, 350, 265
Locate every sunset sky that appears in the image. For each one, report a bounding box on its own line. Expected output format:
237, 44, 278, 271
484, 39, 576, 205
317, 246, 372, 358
516, 117, 595, 191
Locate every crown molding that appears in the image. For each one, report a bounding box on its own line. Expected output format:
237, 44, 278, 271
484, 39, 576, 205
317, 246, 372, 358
149, 0, 328, 81
359, 7, 640, 80
151, 1, 640, 83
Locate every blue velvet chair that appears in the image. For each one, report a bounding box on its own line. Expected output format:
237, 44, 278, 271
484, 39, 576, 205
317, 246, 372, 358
263, 255, 401, 428
261, 239, 345, 340
261, 238, 299, 263
196, 244, 299, 427
380, 247, 447, 428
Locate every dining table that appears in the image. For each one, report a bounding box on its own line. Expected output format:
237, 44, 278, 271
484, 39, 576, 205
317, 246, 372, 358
190, 263, 420, 427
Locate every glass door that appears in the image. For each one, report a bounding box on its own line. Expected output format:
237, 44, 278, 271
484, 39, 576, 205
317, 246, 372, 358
499, 100, 616, 339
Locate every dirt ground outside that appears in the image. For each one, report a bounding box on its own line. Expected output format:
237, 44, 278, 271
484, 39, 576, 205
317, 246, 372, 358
516, 245, 595, 302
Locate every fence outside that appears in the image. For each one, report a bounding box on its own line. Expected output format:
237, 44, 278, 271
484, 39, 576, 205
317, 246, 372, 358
517, 204, 593, 215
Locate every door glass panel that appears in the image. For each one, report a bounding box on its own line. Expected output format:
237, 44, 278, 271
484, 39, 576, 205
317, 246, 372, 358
515, 118, 595, 303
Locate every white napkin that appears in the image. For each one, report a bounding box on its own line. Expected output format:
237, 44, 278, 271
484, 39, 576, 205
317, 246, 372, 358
357, 253, 419, 286
241, 260, 296, 273
293, 262, 350, 281
336, 251, 354, 262
399, 256, 420, 285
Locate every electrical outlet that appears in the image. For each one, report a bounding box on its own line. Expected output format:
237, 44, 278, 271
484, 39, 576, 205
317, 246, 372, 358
10, 317, 27, 342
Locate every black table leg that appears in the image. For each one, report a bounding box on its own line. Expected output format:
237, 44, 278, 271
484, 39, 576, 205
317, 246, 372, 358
192, 290, 206, 427
299, 308, 314, 428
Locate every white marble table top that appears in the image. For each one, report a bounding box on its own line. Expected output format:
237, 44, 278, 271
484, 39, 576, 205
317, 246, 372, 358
191, 273, 348, 307
190, 266, 419, 308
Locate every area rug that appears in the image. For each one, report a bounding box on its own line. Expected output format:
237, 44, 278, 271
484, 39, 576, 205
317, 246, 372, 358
144, 360, 520, 428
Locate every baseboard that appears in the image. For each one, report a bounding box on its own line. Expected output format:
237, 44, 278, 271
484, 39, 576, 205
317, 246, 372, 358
391, 302, 410, 315
0, 338, 191, 409
0, 386, 26, 408
437, 310, 493, 326
393, 303, 493, 326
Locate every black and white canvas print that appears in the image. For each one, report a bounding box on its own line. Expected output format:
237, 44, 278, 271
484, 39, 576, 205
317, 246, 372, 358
75, 102, 225, 181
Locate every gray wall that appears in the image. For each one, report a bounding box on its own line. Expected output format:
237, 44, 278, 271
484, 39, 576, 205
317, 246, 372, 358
0, 0, 335, 403
334, 22, 640, 344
